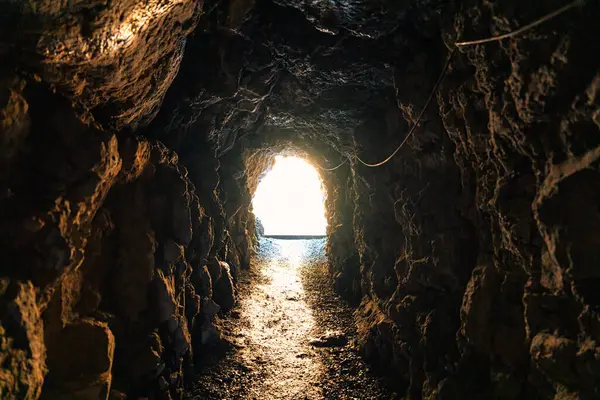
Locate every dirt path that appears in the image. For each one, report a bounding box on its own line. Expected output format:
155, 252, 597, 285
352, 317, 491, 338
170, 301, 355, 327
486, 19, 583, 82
187, 238, 396, 400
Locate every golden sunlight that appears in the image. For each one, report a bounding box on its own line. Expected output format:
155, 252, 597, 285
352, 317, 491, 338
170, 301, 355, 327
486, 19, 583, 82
252, 156, 327, 236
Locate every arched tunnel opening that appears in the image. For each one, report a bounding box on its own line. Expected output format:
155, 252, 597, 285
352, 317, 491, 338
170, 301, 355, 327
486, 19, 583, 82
252, 155, 327, 238
1, 0, 599, 399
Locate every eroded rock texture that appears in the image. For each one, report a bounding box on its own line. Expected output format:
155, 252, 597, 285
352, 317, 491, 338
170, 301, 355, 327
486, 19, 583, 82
1, 0, 599, 398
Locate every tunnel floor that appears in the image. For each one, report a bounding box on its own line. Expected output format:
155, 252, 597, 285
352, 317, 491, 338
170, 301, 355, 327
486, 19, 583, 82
188, 238, 395, 400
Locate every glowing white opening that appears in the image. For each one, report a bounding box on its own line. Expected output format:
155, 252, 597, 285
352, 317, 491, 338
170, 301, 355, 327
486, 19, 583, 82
252, 156, 327, 236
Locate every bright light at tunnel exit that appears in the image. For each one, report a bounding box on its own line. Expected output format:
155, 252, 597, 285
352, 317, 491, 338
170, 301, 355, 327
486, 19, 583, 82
252, 156, 327, 236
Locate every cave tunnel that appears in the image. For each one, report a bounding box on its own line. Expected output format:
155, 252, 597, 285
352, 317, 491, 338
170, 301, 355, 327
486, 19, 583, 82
1, 0, 599, 399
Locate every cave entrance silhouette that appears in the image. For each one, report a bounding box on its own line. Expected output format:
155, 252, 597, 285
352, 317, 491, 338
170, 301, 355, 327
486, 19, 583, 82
252, 156, 327, 237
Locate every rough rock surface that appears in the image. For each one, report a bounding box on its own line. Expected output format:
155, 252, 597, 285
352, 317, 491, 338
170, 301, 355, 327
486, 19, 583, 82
0, 280, 46, 399
1, 0, 599, 398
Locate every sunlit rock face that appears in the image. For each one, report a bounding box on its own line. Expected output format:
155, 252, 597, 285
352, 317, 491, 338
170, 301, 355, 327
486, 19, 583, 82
1, 0, 201, 130
1, 0, 600, 398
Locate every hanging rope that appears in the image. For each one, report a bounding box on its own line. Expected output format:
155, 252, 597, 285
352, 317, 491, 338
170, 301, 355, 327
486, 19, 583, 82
354, 0, 585, 168
314, 158, 348, 171
355, 47, 457, 168
455, 0, 584, 47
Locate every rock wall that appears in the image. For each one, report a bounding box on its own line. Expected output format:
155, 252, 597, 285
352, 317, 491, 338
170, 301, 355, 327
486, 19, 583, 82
0, 1, 242, 399
0, 82, 240, 398
1, 0, 599, 399
342, 1, 600, 398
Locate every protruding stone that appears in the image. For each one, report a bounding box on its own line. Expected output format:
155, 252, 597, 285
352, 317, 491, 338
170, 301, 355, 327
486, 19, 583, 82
0, 279, 46, 399
193, 265, 213, 298
530, 333, 579, 386
118, 138, 151, 183
0, 77, 29, 181
309, 331, 348, 347
460, 265, 499, 353
172, 316, 191, 360
206, 258, 222, 283
163, 239, 184, 265
195, 297, 222, 347
44, 318, 115, 399
200, 297, 221, 318
127, 331, 165, 386
213, 261, 236, 312
152, 270, 176, 324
